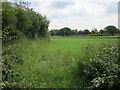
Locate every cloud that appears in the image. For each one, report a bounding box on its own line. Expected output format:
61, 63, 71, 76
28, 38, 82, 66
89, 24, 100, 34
49, 13, 118, 30
27, 0, 119, 2
6, 0, 120, 2
106, 2, 118, 14
50, 2, 73, 9
28, 0, 118, 30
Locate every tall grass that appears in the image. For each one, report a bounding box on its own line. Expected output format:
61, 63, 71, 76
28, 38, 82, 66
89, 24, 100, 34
2, 36, 118, 88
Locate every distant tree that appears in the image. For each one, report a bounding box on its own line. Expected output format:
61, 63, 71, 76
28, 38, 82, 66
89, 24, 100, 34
50, 29, 60, 36
117, 29, 120, 35
59, 27, 71, 36
71, 29, 78, 35
104, 25, 118, 35
82, 29, 90, 34
91, 28, 98, 34
50, 30, 56, 36
77, 30, 83, 34
99, 29, 105, 34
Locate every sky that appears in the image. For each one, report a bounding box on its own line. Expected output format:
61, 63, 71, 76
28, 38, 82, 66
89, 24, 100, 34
8, 0, 119, 31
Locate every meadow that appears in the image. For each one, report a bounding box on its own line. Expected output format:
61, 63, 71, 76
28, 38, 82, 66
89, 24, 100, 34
2, 2, 120, 89
3, 36, 118, 88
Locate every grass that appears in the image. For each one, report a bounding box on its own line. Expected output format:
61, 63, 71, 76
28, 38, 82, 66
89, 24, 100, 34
9, 36, 118, 88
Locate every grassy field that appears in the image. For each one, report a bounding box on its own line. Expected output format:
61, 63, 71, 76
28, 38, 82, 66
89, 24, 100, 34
9, 36, 118, 88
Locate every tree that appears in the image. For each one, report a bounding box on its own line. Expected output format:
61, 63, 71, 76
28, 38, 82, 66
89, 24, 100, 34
2, 2, 50, 43
77, 30, 83, 35
91, 28, 98, 34
16, 8, 32, 36
38, 15, 50, 38
59, 27, 71, 36
99, 29, 105, 34
117, 29, 120, 35
2, 2, 19, 43
104, 25, 118, 35
50, 29, 60, 36
50, 30, 56, 36
2, 2, 17, 30
82, 29, 90, 34
71, 29, 78, 35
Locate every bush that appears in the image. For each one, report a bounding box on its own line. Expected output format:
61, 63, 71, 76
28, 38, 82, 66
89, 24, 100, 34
2, 26, 20, 44
2, 44, 23, 88
77, 45, 120, 89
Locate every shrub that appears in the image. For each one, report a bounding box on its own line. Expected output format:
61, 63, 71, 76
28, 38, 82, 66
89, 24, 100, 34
2, 45, 23, 88
77, 45, 120, 89
2, 26, 20, 44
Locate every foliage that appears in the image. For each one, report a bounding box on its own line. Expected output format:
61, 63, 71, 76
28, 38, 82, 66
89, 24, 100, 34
82, 29, 91, 34
50, 25, 120, 36
2, 2, 50, 88
2, 2, 50, 43
77, 30, 83, 34
91, 28, 98, 34
50, 29, 60, 36
59, 27, 71, 36
2, 44, 23, 88
99, 29, 105, 34
77, 44, 120, 89
70, 29, 78, 35
104, 25, 119, 35
1, 36, 117, 88
2, 26, 20, 44
2, 2, 119, 89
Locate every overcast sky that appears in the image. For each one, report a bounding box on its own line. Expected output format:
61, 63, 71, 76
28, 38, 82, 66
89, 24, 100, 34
21, 0, 119, 30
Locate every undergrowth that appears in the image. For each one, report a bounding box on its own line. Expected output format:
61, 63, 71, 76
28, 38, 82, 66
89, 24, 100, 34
74, 42, 120, 89
1, 37, 119, 89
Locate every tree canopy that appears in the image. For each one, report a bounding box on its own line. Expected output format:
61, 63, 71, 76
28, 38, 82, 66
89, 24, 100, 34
104, 25, 119, 35
2, 2, 50, 44
59, 27, 71, 36
50, 25, 119, 36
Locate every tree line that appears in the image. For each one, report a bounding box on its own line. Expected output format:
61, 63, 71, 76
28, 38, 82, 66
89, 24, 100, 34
2, 2, 50, 44
50, 25, 120, 36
